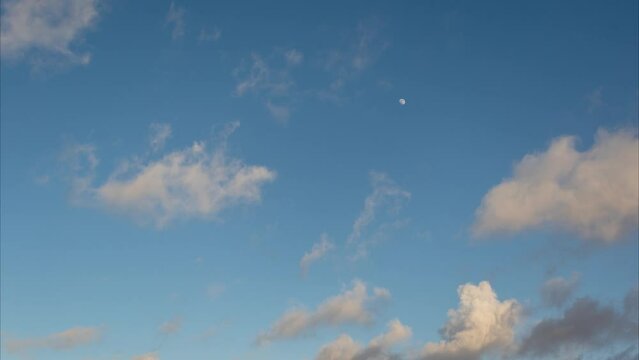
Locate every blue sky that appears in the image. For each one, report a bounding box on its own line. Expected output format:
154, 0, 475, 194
1, 1, 638, 359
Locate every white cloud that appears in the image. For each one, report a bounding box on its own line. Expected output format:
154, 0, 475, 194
257, 280, 390, 344
159, 316, 182, 335
233, 53, 292, 97
149, 123, 172, 152
348, 172, 410, 259
0, 0, 98, 65
300, 233, 335, 276
265, 101, 291, 123
473, 129, 639, 242
4, 326, 101, 354
315, 319, 412, 360
166, 2, 185, 40
132, 352, 159, 360
285, 49, 303, 65
420, 281, 521, 360
66, 122, 276, 227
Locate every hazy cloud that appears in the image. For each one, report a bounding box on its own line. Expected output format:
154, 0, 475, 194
166, 2, 185, 40
474, 129, 639, 242
540, 273, 580, 308
420, 281, 521, 360
199, 27, 221, 42
300, 233, 335, 276
149, 123, 172, 152
4, 326, 101, 354
0, 0, 98, 65
285, 49, 303, 65
257, 280, 390, 344
132, 352, 159, 360
265, 101, 291, 123
159, 317, 182, 335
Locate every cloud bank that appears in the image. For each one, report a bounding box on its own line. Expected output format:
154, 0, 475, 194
474, 129, 639, 242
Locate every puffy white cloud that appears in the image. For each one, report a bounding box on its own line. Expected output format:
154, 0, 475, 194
348, 172, 410, 259
540, 273, 580, 308
66, 122, 276, 227
315, 319, 412, 360
420, 281, 521, 360
132, 352, 159, 360
257, 280, 390, 344
0, 0, 98, 65
300, 233, 335, 276
4, 326, 101, 354
474, 129, 639, 242
166, 2, 185, 40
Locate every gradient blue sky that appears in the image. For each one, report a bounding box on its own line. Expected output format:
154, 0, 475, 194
1, 1, 638, 359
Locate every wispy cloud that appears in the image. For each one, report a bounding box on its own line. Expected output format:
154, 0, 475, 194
315, 319, 412, 360
4, 326, 102, 354
257, 280, 390, 344
587, 87, 604, 113
65, 122, 276, 227
0, 0, 99, 66
166, 2, 185, 40
540, 273, 580, 308
284, 49, 303, 66
132, 352, 160, 360
265, 101, 291, 124
300, 233, 335, 276
149, 123, 172, 152
348, 172, 410, 259
473, 129, 639, 242
198, 27, 221, 42
159, 316, 182, 335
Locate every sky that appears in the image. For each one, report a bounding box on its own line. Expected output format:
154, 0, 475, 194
0, 0, 638, 359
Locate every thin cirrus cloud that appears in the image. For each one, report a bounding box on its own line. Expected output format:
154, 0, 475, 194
473, 129, 639, 242
4, 326, 102, 354
166, 2, 185, 40
65, 122, 276, 227
159, 316, 182, 335
0, 0, 99, 66
257, 280, 391, 345
299, 233, 335, 276
148, 123, 172, 152
314, 319, 412, 360
348, 172, 411, 260
420, 281, 521, 360
540, 273, 581, 308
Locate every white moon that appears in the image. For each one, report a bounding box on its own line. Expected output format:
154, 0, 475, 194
399, 98, 406, 105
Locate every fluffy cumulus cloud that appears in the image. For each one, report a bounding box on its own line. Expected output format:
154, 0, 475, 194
4, 326, 101, 354
540, 273, 580, 308
518, 289, 639, 357
257, 280, 390, 344
300, 233, 335, 276
315, 319, 412, 360
348, 172, 410, 259
474, 129, 639, 242
66, 122, 276, 226
420, 281, 521, 360
0, 0, 98, 65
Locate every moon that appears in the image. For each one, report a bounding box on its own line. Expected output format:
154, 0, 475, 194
399, 98, 406, 105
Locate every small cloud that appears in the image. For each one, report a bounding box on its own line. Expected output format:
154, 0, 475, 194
4, 326, 102, 354
199, 27, 221, 42
166, 2, 185, 40
149, 123, 172, 152
207, 283, 225, 300
132, 352, 160, 360
299, 233, 335, 276
587, 87, 604, 113
265, 101, 291, 123
159, 316, 182, 335
284, 49, 303, 66
540, 273, 580, 308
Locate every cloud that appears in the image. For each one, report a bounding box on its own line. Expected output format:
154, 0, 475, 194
233, 53, 292, 97
587, 87, 604, 113
606, 345, 639, 360
66, 122, 276, 227
473, 129, 639, 242
159, 317, 182, 335
285, 49, 303, 66
300, 233, 335, 276
199, 27, 221, 42
540, 273, 580, 308
265, 101, 291, 123
257, 280, 390, 344
348, 172, 410, 259
4, 326, 101, 354
149, 123, 172, 152
0, 0, 98, 65
518, 290, 639, 357
166, 2, 185, 40
315, 319, 412, 360
420, 281, 521, 360
132, 353, 159, 360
